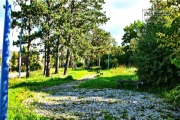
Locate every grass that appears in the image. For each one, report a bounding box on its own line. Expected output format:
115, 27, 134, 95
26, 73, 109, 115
8, 68, 97, 120
78, 66, 138, 89
139, 85, 180, 105
8, 66, 180, 119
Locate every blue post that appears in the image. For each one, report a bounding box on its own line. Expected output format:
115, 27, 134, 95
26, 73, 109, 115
0, 0, 11, 119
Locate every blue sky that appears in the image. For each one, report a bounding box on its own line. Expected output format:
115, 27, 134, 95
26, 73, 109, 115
101, 0, 151, 45
0, 0, 151, 51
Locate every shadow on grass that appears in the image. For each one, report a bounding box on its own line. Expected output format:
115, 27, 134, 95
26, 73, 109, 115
9, 73, 138, 93
77, 74, 138, 90
9, 77, 74, 91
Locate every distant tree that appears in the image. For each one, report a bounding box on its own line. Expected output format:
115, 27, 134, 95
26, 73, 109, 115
122, 20, 144, 65
10, 52, 18, 65
63, 0, 109, 75
12, 0, 42, 78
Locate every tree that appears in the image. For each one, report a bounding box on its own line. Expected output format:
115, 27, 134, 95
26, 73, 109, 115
62, 0, 109, 75
12, 0, 41, 78
133, 0, 180, 87
122, 20, 144, 65
86, 27, 112, 67
170, 16, 180, 68
32, 0, 66, 76
11, 0, 111, 77
10, 52, 18, 65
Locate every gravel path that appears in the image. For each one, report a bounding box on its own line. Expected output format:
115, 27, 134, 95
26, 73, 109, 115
23, 77, 180, 120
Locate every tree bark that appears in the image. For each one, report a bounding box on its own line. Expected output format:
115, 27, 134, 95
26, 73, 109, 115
26, 16, 31, 78
55, 40, 60, 74
63, 0, 75, 75
46, 35, 50, 77
45, 1, 51, 77
64, 48, 71, 75
98, 55, 101, 67
26, 41, 30, 78
43, 43, 47, 75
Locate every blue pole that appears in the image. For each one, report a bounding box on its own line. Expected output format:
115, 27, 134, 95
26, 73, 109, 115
0, 0, 11, 119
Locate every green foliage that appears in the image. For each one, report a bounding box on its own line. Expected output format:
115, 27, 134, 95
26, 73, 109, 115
122, 20, 144, 46
64, 75, 74, 81
171, 58, 180, 68
78, 67, 137, 89
165, 86, 180, 104
11, 65, 18, 72
21, 65, 26, 72
30, 62, 43, 71
100, 54, 109, 69
76, 61, 84, 68
121, 20, 144, 66
10, 52, 18, 66
131, 0, 180, 87
8, 67, 180, 119
8, 68, 98, 119
110, 58, 118, 68
134, 23, 180, 87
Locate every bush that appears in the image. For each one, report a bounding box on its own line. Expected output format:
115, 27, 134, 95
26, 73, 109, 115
30, 62, 43, 71
64, 75, 74, 80
11, 65, 18, 72
76, 61, 84, 68
110, 58, 118, 68
100, 54, 108, 69
167, 86, 180, 104
134, 22, 180, 87
21, 65, 26, 72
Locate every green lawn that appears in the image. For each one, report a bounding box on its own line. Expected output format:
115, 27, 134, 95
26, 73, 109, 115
78, 66, 138, 89
8, 68, 97, 120
8, 66, 180, 119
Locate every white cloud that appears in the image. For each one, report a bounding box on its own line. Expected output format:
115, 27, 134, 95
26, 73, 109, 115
101, 0, 151, 45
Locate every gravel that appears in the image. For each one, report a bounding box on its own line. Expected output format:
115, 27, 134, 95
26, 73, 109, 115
23, 78, 180, 120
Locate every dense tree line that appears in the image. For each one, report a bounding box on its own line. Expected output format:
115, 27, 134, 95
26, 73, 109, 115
11, 0, 180, 88
11, 0, 113, 78
122, 0, 180, 87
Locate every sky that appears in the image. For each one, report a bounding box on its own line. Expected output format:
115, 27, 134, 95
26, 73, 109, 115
101, 0, 151, 45
0, 0, 151, 51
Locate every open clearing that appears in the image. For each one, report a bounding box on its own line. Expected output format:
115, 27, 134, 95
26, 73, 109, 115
22, 77, 180, 120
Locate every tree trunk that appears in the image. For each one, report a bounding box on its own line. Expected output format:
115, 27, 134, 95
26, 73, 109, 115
55, 39, 60, 74
26, 42, 30, 78
63, 0, 74, 75
64, 49, 70, 75
46, 40, 50, 77
26, 16, 31, 78
45, 1, 51, 77
55, 51, 59, 74
43, 43, 47, 75
98, 55, 100, 67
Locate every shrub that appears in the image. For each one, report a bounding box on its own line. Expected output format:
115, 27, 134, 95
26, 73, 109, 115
21, 65, 26, 72
11, 65, 18, 72
76, 61, 84, 68
134, 22, 180, 87
30, 62, 43, 71
65, 75, 74, 80
167, 86, 180, 104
